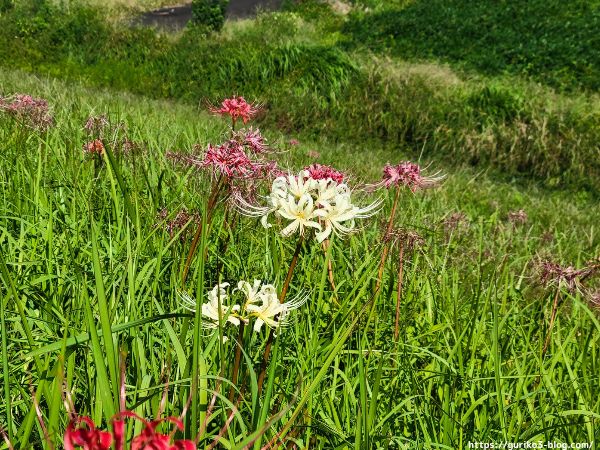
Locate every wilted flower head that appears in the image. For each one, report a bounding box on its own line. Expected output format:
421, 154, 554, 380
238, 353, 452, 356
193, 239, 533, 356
508, 209, 528, 225
538, 259, 599, 292
178, 280, 305, 333
83, 139, 105, 156
83, 114, 109, 135
370, 161, 443, 192
237, 168, 381, 242
157, 208, 200, 240
442, 211, 469, 233
589, 290, 600, 310
210, 96, 260, 125
0, 93, 54, 131
383, 227, 425, 250
168, 140, 278, 181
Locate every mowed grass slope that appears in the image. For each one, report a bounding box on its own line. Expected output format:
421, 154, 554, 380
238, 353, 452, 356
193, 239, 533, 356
1, 70, 599, 448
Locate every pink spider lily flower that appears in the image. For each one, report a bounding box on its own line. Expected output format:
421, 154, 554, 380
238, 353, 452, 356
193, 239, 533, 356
210, 96, 260, 126
369, 161, 444, 192
202, 142, 255, 178
304, 164, 345, 184
64, 416, 113, 450
168, 141, 278, 182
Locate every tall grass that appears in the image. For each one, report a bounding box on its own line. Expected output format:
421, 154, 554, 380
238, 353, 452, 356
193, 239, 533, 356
0, 69, 599, 448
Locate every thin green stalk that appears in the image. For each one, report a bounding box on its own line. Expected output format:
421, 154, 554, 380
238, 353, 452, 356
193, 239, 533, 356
256, 236, 304, 396
1, 292, 12, 442
190, 206, 208, 434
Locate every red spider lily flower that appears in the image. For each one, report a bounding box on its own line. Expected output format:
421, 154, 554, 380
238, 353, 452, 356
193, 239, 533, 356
369, 162, 443, 192
210, 96, 259, 125
64, 417, 112, 450
83, 139, 105, 156
304, 163, 345, 183
118, 413, 195, 450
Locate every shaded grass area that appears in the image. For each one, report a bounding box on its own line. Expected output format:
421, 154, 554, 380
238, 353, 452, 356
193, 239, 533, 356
1, 68, 599, 448
343, 0, 600, 91
0, 1, 599, 195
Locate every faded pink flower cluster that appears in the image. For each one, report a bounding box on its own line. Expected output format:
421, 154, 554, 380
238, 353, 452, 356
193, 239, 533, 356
157, 208, 200, 240
0, 94, 54, 131
304, 163, 345, 184
369, 161, 443, 192
508, 209, 528, 225
210, 96, 259, 126
539, 259, 598, 292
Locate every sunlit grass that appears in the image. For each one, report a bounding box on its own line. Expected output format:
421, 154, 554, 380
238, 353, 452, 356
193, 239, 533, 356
0, 69, 599, 449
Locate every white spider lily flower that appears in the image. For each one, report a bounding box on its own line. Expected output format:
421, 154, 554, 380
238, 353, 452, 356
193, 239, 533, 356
234, 279, 263, 304
315, 195, 382, 242
246, 291, 307, 332
178, 283, 241, 328
287, 173, 316, 199
277, 194, 322, 237
237, 169, 381, 241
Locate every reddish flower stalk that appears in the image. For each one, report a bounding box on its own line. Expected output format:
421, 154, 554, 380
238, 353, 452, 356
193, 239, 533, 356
537, 258, 599, 356
256, 236, 304, 396
385, 229, 424, 342
375, 187, 400, 293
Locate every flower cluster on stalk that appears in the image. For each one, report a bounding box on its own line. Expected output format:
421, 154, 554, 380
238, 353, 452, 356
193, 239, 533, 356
370, 161, 443, 192
237, 167, 380, 242
64, 413, 195, 450
0, 93, 54, 131
178, 280, 306, 333
82, 114, 140, 157
209, 96, 259, 126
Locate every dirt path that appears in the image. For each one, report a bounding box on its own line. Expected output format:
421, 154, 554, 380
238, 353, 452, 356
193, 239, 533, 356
137, 0, 283, 30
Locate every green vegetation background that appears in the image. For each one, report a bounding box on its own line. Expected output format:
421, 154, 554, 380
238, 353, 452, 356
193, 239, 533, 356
1, 0, 599, 193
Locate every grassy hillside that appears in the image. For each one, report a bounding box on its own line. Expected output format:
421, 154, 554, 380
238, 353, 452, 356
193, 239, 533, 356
0, 0, 599, 193
344, 0, 600, 91
1, 67, 600, 449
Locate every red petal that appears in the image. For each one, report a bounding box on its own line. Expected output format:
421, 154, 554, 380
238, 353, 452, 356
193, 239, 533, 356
171, 440, 196, 450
